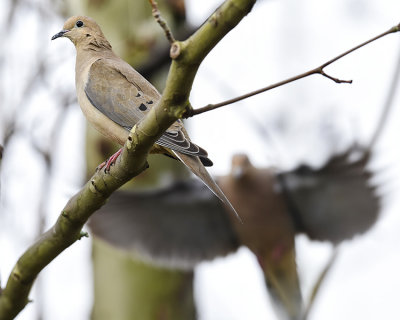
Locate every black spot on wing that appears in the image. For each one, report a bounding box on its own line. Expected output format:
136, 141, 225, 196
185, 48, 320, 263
84, 59, 162, 131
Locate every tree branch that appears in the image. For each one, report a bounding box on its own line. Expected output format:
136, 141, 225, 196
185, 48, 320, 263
162, 0, 256, 119
185, 22, 400, 117
302, 247, 339, 320
368, 39, 400, 150
148, 0, 176, 43
0, 0, 257, 318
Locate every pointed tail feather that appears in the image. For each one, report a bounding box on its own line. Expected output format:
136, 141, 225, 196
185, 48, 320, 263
173, 151, 242, 222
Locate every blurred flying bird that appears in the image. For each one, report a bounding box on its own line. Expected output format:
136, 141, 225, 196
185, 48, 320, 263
218, 154, 303, 320
278, 148, 379, 243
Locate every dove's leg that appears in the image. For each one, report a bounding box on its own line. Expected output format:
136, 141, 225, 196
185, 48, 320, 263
96, 148, 123, 172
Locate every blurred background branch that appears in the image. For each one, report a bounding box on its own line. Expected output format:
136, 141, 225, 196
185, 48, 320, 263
368, 38, 400, 150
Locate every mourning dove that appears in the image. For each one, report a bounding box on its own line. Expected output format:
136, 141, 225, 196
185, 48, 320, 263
52, 16, 239, 219
218, 154, 303, 319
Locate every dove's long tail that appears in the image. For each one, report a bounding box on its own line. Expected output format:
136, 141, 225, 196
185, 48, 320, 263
173, 151, 242, 222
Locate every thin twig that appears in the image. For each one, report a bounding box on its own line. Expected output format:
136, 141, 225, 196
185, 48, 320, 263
185, 23, 400, 117
368, 39, 400, 150
302, 247, 339, 320
148, 0, 176, 43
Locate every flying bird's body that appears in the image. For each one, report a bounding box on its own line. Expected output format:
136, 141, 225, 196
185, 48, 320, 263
52, 16, 239, 219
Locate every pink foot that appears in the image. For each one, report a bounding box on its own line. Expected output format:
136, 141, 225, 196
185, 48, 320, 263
271, 243, 286, 262
96, 148, 123, 172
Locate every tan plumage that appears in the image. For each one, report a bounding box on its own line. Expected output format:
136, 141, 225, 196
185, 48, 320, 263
218, 154, 303, 319
52, 16, 239, 219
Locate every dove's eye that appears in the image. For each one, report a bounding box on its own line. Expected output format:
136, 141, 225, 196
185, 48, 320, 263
76, 20, 84, 28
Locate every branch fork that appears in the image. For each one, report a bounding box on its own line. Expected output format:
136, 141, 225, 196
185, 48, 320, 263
186, 23, 400, 117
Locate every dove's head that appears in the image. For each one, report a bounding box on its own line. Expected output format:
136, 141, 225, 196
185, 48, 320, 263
51, 16, 111, 50
231, 154, 253, 179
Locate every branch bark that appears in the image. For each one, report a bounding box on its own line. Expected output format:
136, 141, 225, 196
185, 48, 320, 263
0, 0, 256, 318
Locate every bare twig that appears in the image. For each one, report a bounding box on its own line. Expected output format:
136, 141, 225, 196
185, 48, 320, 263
368, 40, 400, 150
148, 0, 176, 43
302, 247, 339, 320
185, 23, 400, 117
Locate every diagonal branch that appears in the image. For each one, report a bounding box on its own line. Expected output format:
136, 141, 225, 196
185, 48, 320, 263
368, 39, 400, 150
185, 22, 400, 117
0, 0, 257, 319
161, 0, 256, 118
302, 247, 339, 320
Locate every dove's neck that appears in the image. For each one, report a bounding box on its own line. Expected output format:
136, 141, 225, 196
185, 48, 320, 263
75, 46, 114, 81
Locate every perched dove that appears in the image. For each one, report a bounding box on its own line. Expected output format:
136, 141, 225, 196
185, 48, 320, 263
52, 16, 239, 219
